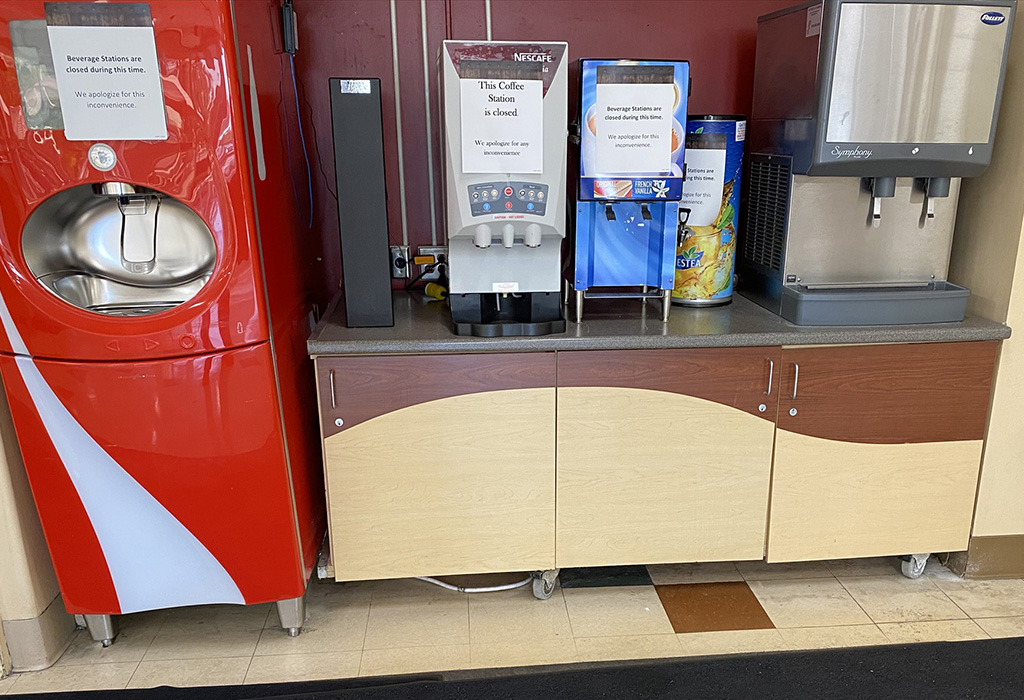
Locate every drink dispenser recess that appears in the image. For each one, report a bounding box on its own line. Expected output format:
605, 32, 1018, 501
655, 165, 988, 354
22, 183, 216, 316
740, 0, 1016, 326
441, 41, 569, 337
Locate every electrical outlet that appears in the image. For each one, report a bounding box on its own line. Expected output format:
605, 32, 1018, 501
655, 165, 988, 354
389, 245, 410, 279
416, 246, 448, 282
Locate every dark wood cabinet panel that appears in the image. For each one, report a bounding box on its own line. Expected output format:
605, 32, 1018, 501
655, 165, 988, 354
777, 341, 998, 444
557, 347, 783, 420
317, 353, 555, 438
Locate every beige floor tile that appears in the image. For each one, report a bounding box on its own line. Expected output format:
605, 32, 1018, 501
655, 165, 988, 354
58, 611, 166, 666
7, 661, 138, 694
469, 588, 572, 644
778, 625, 888, 650
676, 629, 787, 656
370, 578, 459, 599
244, 651, 361, 684
975, 616, 1024, 639
0, 673, 16, 695
359, 645, 470, 677
562, 586, 674, 638
256, 583, 370, 655
930, 578, 1024, 619
470, 636, 579, 669
748, 578, 872, 628
575, 634, 683, 663
878, 619, 989, 644
736, 560, 834, 581
825, 558, 901, 578
143, 605, 269, 661
128, 657, 250, 688
839, 576, 967, 624
646, 563, 743, 585
363, 591, 468, 650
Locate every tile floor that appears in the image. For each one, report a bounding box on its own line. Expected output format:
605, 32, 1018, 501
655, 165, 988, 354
4, 556, 1024, 694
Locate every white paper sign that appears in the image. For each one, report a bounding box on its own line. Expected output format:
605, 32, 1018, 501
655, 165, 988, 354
680, 148, 727, 226
806, 5, 823, 37
47, 25, 168, 141
594, 83, 674, 175
460, 78, 543, 174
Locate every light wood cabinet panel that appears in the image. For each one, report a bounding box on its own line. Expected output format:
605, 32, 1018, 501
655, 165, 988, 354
556, 348, 781, 567
318, 354, 555, 581
767, 342, 998, 562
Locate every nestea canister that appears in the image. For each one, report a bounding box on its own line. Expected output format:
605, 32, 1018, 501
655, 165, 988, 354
673, 115, 745, 306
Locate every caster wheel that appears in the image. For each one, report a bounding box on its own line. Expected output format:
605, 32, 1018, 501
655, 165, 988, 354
901, 554, 928, 579
533, 576, 555, 600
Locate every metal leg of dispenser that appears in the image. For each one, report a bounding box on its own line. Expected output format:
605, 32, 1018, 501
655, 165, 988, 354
276, 594, 306, 637
642, 285, 650, 303
662, 289, 672, 322
575, 290, 584, 324
83, 614, 118, 647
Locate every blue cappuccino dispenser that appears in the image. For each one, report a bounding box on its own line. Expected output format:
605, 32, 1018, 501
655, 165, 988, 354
572, 59, 689, 322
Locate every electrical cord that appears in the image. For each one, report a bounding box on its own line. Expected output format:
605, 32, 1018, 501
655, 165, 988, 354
404, 261, 447, 290
416, 576, 533, 594
279, 54, 304, 222
289, 52, 314, 228
294, 70, 339, 201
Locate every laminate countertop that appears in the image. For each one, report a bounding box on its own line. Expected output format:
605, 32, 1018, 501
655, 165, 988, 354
307, 292, 1011, 356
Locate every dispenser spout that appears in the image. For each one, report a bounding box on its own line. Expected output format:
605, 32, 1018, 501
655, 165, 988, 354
869, 177, 896, 229
922, 177, 951, 221
118, 195, 160, 274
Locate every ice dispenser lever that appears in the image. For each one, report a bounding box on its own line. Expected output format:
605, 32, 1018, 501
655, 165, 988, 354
868, 177, 896, 229
922, 177, 951, 221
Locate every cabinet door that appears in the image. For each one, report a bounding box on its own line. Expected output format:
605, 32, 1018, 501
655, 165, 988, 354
768, 341, 998, 562
317, 353, 555, 580
557, 347, 781, 567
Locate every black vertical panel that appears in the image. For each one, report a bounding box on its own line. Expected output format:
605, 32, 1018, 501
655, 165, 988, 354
329, 78, 394, 328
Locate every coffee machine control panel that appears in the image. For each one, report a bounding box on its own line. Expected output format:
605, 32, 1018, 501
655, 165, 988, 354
469, 182, 548, 217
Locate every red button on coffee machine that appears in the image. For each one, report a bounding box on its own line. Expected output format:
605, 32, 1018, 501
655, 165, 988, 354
504, 186, 513, 196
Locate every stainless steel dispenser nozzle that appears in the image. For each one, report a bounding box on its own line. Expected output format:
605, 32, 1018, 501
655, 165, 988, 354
869, 177, 896, 228
96, 182, 159, 274
923, 177, 951, 221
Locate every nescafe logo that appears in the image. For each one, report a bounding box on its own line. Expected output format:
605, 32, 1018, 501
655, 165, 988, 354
513, 52, 552, 62
981, 11, 1006, 25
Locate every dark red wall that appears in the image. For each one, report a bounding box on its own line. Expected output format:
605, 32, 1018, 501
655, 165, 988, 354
294, 0, 794, 292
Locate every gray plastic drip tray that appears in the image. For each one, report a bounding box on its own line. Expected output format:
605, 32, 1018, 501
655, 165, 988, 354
780, 282, 970, 326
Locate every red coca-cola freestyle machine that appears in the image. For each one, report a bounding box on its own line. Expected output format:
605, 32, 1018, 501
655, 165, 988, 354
0, 0, 326, 644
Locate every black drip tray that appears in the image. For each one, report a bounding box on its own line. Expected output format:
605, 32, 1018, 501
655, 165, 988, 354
780, 282, 970, 326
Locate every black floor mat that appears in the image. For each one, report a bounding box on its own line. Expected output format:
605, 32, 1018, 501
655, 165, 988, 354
9, 637, 1024, 699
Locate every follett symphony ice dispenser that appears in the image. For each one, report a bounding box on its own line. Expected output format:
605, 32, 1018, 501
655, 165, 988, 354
741, 0, 1015, 325
0, 0, 325, 644
442, 41, 569, 336
573, 59, 690, 323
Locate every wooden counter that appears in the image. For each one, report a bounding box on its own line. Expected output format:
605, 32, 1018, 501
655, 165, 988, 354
309, 293, 1008, 581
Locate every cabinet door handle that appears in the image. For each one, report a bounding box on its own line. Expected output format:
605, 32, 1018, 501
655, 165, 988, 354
764, 359, 774, 396
790, 362, 800, 400
329, 369, 337, 409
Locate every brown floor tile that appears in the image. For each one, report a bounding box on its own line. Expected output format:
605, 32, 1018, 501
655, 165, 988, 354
656, 582, 775, 634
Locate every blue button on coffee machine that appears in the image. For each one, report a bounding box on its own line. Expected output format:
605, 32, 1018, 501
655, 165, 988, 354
572, 59, 689, 323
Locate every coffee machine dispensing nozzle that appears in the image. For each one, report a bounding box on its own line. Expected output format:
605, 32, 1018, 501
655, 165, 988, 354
474, 224, 492, 249
501, 224, 515, 249
869, 177, 896, 229
524, 223, 543, 249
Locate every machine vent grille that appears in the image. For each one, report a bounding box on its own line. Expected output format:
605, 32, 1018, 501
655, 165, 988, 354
743, 155, 790, 272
